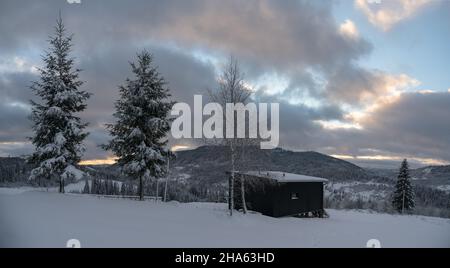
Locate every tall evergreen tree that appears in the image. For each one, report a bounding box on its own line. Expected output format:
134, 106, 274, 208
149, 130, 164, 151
392, 159, 415, 213
28, 15, 91, 193
103, 51, 174, 201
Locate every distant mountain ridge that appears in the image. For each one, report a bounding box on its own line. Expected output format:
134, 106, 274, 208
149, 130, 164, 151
172, 146, 379, 184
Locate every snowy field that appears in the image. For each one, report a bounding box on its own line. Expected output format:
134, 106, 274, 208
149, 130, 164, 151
1, 189, 449, 248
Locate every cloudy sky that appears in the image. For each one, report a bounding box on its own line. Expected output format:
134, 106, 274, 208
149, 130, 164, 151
0, 0, 449, 168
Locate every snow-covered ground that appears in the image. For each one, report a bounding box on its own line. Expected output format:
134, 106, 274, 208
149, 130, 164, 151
0, 189, 449, 248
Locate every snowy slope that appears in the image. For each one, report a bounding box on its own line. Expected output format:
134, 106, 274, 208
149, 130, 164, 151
0, 190, 449, 248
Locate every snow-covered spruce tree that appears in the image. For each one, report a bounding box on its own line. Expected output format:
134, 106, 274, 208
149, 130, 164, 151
392, 159, 415, 213
103, 51, 174, 201
28, 15, 91, 193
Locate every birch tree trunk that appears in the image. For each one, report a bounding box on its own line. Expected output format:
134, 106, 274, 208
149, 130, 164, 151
240, 175, 247, 214
230, 144, 235, 216
164, 156, 170, 202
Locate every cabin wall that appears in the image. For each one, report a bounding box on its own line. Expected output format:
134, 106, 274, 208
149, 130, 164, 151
232, 174, 325, 217
234, 175, 277, 216
272, 182, 324, 217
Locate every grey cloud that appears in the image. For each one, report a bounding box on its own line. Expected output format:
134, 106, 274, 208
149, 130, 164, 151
0, 0, 372, 107
0, 101, 31, 142
0, 72, 37, 102
325, 64, 377, 105
1, 0, 371, 72
0, 71, 36, 143
311, 92, 450, 161
363, 92, 450, 160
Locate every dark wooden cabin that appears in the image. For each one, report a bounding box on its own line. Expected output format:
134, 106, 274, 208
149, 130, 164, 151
233, 171, 328, 217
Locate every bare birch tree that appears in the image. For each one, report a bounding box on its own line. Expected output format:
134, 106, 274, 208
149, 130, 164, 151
206, 56, 256, 216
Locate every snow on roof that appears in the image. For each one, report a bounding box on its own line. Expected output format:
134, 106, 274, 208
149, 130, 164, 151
239, 171, 328, 183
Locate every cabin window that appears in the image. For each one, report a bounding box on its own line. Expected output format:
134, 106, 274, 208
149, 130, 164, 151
291, 193, 300, 200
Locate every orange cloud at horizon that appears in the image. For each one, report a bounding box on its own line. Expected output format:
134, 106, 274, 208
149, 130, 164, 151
79, 157, 117, 166
171, 145, 191, 151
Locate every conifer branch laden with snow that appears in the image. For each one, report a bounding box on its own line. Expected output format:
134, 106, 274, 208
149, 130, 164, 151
103, 51, 174, 201
28, 15, 91, 193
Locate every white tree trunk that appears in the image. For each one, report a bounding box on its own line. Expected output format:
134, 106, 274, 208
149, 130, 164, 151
240, 175, 247, 213
230, 144, 235, 216
164, 157, 169, 202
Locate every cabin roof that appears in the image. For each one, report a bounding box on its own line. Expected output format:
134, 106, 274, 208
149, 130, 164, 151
237, 171, 328, 183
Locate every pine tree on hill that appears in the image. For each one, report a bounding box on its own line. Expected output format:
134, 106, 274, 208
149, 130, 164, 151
28, 14, 91, 193
103, 51, 174, 200
392, 159, 415, 213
